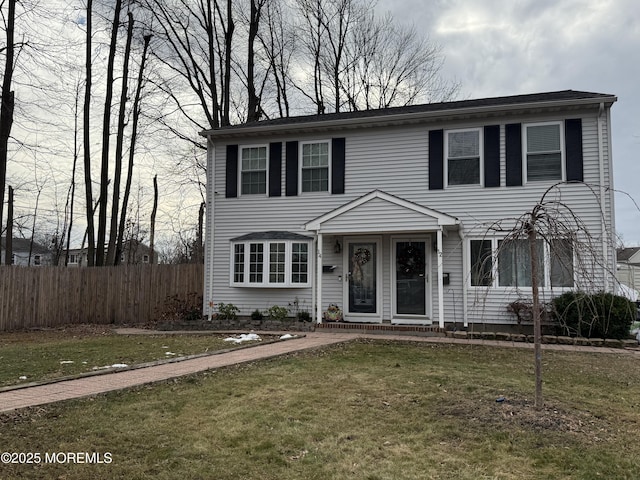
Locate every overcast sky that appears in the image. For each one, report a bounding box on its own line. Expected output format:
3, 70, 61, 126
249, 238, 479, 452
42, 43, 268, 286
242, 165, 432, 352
380, 0, 640, 245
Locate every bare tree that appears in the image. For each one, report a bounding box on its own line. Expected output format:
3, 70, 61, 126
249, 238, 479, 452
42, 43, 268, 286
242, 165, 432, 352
0, 0, 16, 241
83, 0, 96, 266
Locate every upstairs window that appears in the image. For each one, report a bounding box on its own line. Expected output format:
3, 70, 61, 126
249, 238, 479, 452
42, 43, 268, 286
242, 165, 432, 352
525, 123, 563, 182
301, 141, 329, 192
241, 146, 267, 195
446, 129, 481, 186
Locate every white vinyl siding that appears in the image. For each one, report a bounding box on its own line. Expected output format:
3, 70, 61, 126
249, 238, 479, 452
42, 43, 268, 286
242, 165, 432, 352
241, 146, 268, 195
524, 122, 563, 182
445, 128, 482, 186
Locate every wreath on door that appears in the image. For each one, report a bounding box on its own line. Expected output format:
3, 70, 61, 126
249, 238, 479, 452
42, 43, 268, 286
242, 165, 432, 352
397, 245, 424, 275
351, 247, 371, 284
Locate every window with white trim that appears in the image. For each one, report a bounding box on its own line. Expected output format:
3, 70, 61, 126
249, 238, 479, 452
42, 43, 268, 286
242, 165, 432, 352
470, 239, 492, 286
34, 254, 41, 266
525, 122, 563, 182
232, 240, 311, 287
69, 254, 78, 264
468, 237, 574, 288
446, 128, 482, 186
241, 146, 267, 195
301, 141, 329, 192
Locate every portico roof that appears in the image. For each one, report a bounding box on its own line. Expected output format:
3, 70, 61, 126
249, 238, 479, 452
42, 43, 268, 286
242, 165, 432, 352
304, 190, 459, 234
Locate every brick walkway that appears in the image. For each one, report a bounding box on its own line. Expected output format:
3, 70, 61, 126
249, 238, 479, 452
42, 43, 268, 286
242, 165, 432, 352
0, 331, 637, 413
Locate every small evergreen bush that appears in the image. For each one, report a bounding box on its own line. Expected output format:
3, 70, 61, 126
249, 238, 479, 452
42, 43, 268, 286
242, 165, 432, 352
267, 305, 289, 321
552, 291, 635, 339
251, 309, 264, 321
217, 302, 240, 321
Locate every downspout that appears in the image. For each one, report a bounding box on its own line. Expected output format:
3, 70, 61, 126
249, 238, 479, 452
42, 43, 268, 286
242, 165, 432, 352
204, 137, 216, 320
597, 103, 609, 291
606, 105, 617, 288
459, 224, 468, 327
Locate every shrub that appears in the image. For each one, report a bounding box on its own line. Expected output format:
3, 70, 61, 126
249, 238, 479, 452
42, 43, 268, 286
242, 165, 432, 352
157, 293, 203, 323
297, 310, 311, 322
217, 302, 240, 321
251, 309, 264, 321
552, 291, 635, 339
267, 305, 289, 321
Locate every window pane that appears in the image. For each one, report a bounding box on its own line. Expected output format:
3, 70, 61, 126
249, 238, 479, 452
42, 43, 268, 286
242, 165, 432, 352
527, 153, 562, 181
269, 243, 286, 283
241, 171, 267, 194
550, 239, 574, 287
527, 124, 560, 152
498, 239, 544, 287
249, 243, 263, 283
448, 130, 479, 158
234, 244, 245, 283
292, 243, 309, 284
449, 158, 480, 185
302, 167, 329, 192
470, 240, 492, 286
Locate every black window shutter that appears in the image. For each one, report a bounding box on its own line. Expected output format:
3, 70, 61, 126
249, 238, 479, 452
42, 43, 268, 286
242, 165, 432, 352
428, 130, 444, 190
331, 138, 346, 194
505, 123, 522, 186
484, 125, 500, 187
565, 118, 583, 182
225, 144, 238, 198
285, 141, 299, 196
269, 142, 282, 196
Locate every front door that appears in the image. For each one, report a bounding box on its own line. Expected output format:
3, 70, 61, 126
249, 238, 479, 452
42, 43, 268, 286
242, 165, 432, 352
392, 238, 430, 324
344, 239, 381, 322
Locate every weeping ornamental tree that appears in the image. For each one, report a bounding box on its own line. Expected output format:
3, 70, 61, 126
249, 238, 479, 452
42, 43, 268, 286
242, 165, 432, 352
481, 182, 618, 409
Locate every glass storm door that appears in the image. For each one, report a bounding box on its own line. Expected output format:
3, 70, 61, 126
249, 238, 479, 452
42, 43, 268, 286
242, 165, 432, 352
347, 241, 378, 316
395, 240, 427, 317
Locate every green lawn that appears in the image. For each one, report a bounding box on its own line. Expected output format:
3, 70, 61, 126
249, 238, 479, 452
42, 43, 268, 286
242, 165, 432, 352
1, 340, 639, 479
0, 326, 264, 387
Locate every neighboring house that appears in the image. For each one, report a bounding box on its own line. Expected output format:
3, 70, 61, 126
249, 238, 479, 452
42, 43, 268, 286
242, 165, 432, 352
62, 239, 158, 266
0, 237, 53, 266
617, 247, 640, 291
201, 90, 617, 329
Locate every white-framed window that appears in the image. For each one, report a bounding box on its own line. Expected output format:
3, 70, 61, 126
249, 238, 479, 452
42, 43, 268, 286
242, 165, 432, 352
301, 141, 330, 193
468, 237, 574, 289
524, 122, 564, 182
469, 239, 493, 286
69, 254, 78, 264
445, 128, 482, 187
232, 240, 311, 287
142, 254, 150, 264
240, 145, 268, 195
33, 254, 41, 266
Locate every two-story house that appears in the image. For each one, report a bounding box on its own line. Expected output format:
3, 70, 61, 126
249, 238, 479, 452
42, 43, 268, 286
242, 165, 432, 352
1, 237, 53, 266
201, 90, 617, 330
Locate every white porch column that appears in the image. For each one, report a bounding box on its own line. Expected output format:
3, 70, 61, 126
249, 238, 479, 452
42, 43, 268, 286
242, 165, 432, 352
437, 228, 445, 328
316, 233, 323, 323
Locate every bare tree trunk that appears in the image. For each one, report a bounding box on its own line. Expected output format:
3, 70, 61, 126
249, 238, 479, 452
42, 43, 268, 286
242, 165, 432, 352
0, 0, 16, 238
527, 213, 543, 410
83, 0, 95, 266
222, 0, 234, 126
196, 201, 205, 263
149, 175, 158, 265
5, 186, 13, 265
96, 0, 123, 266
107, 10, 134, 266
246, 0, 262, 122
116, 34, 151, 265
65, 81, 82, 266
28, 186, 43, 266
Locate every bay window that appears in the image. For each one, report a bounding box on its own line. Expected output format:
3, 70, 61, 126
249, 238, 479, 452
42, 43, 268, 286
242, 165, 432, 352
232, 239, 311, 287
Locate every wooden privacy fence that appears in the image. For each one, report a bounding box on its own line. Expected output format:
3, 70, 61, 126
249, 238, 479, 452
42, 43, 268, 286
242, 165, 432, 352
0, 264, 204, 331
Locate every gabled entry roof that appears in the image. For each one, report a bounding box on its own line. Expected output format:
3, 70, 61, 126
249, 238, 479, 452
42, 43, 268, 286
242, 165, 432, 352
304, 190, 460, 234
